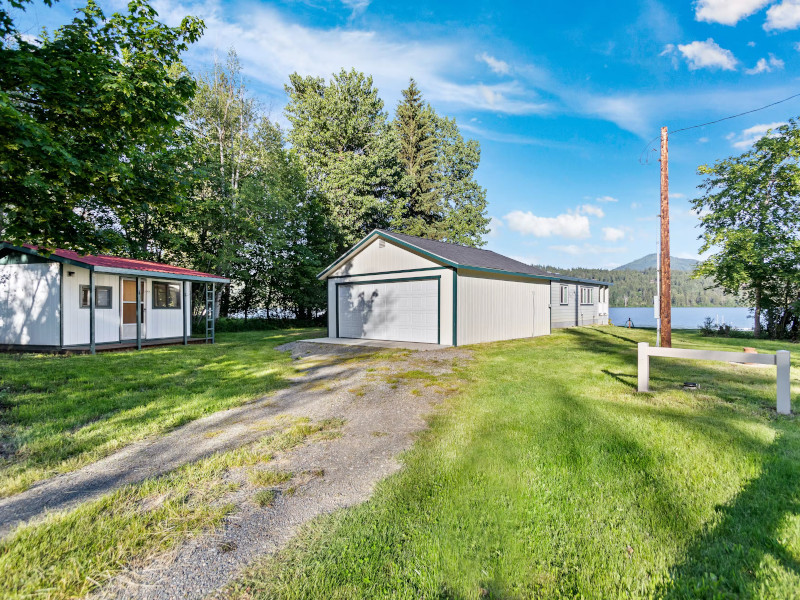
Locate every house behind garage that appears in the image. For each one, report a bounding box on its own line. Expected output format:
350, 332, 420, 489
318, 230, 610, 346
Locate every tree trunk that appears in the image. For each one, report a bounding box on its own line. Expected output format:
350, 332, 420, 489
754, 288, 762, 338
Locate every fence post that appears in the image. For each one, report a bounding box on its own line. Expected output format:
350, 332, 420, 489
776, 350, 791, 415
638, 342, 650, 392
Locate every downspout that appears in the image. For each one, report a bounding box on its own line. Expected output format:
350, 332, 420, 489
59, 263, 63, 350
452, 269, 458, 347
183, 281, 188, 345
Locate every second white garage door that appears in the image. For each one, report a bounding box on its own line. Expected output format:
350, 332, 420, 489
337, 278, 439, 344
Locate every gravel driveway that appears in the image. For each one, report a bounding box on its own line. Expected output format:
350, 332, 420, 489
56, 340, 470, 599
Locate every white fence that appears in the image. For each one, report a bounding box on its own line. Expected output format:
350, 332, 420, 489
637, 342, 792, 415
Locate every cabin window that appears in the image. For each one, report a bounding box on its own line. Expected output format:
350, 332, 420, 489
559, 285, 569, 305
153, 281, 181, 309
79, 285, 112, 309
580, 287, 593, 305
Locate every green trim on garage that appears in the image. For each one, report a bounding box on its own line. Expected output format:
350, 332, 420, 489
328, 266, 448, 279
452, 268, 458, 347
335, 275, 441, 345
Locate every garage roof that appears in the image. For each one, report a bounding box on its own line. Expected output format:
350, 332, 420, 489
319, 230, 611, 286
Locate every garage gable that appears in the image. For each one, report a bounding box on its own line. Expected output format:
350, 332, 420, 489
328, 236, 441, 278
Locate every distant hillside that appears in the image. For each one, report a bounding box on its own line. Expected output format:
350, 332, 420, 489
538, 264, 744, 308
615, 253, 699, 272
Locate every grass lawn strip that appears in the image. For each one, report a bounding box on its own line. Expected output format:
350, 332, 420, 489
0, 329, 323, 497
0, 417, 341, 600
225, 327, 800, 599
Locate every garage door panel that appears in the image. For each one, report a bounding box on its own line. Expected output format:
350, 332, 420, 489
337, 279, 438, 344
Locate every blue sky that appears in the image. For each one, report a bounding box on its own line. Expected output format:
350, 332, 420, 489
11, 0, 800, 267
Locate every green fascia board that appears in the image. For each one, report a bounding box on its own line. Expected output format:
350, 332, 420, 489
317, 231, 611, 287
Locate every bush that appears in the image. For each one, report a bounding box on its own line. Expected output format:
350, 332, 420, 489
699, 317, 753, 338
215, 316, 324, 333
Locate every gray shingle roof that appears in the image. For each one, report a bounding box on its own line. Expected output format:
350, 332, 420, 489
377, 229, 554, 277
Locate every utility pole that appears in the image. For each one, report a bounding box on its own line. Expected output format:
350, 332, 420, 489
659, 126, 672, 348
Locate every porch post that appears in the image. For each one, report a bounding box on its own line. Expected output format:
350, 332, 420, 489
135, 276, 141, 351
183, 281, 188, 345
211, 282, 216, 344
89, 269, 96, 355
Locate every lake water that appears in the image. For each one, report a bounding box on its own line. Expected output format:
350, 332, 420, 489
609, 306, 753, 330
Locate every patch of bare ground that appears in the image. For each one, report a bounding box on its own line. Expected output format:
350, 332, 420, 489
89, 341, 471, 600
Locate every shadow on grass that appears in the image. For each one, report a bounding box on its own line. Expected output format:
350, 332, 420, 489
661, 424, 800, 598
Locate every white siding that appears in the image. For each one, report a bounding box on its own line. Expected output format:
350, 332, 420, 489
329, 237, 438, 277
329, 269, 454, 345
63, 268, 120, 345
64, 272, 190, 345
0, 262, 60, 346
457, 270, 550, 345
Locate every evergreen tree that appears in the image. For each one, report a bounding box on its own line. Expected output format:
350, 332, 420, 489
285, 69, 401, 252
432, 115, 490, 247
393, 78, 439, 237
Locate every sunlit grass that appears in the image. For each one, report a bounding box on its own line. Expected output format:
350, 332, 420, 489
227, 327, 800, 599
0, 329, 323, 497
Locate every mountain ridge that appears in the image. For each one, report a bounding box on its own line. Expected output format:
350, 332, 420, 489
614, 253, 699, 272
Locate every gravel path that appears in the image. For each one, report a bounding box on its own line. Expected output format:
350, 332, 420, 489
64, 341, 470, 599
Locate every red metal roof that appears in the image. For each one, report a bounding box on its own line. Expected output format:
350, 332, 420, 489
17, 245, 229, 281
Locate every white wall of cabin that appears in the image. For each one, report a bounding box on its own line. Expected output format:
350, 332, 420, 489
0, 261, 60, 346
457, 269, 551, 345
63, 269, 192, 345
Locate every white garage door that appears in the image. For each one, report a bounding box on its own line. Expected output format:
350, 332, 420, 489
337, 279, 438, 344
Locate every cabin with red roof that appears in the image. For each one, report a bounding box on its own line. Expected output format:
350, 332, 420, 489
0, 243, 230, 353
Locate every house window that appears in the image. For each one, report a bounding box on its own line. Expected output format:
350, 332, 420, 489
580, 287, 593, 305
79, 285, 113, 309
559, 285, 569, 305
153, 281, 181, 309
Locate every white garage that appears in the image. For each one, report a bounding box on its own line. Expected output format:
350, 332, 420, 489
337, 278, 439, 344
319, 230, 610, 347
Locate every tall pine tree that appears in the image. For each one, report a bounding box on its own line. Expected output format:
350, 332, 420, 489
394, 78, 440, 237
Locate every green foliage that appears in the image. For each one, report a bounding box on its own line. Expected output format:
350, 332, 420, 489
541, 266, 743, 307
431, 113, 490, 247
285, 68, 401, 251
694, 119, 800, 339
215, 317, 324, 332
0, 0, 203, 253
393, 78, 440, 237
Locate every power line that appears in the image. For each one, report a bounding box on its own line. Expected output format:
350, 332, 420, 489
639, 90, 800, 164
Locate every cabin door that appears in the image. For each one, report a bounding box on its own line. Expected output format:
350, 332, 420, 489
121, 279, 146, 340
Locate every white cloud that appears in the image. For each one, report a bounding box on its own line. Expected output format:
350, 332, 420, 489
765, 0, 800, 30
748, 41, 757, 47
695, 0, 771, 25
341, 0, 371, 13
729, 121, 788, 148
150, 0, 549, 116
698, 137, 709, 143
631, 202, 641, 209
487, 216, 503, 237
579, 204, 605, 218
477, 52, 511, 75
596, 195, 619, 203
745, 54, 785, 74
795, 41, 800, 51
671, 192, 686, 198
504, 211, 591, 239
678, 39, 737, 71
602, 227, 627, 242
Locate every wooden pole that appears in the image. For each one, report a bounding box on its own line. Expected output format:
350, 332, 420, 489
135, 276, 141, 351
659, 126, 672, 348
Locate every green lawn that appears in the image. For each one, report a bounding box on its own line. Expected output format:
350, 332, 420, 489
0, 329, 323, 497
228, 327, 800, 599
